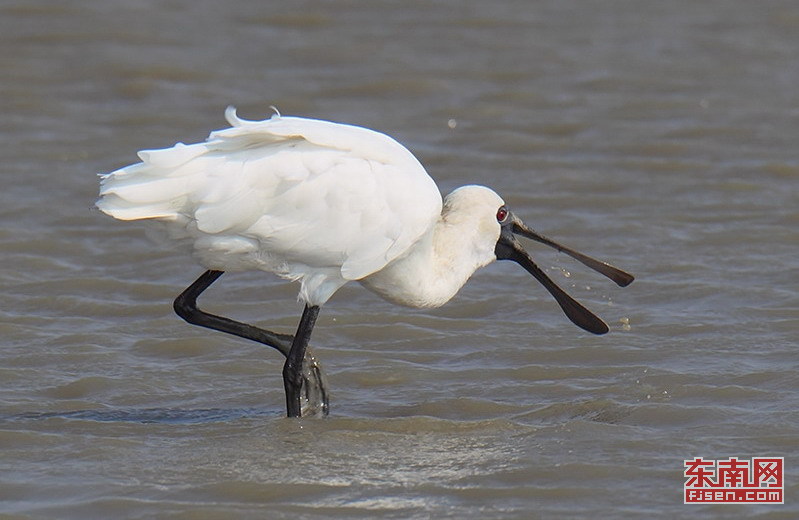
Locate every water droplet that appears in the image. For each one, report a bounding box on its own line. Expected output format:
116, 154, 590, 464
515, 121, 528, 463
619, 316, 631, 331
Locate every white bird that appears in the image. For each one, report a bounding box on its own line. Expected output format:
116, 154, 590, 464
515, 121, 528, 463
98, 107, 633, 417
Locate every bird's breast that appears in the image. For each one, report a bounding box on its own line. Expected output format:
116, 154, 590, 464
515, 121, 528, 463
358, 244, 469, 309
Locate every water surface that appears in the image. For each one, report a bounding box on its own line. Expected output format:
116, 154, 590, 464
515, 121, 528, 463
1, 1, 798, 518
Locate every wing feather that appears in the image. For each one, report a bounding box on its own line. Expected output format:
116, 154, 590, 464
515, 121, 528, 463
97, 107, 442, 303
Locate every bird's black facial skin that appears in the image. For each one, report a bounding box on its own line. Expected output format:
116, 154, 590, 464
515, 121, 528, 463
495, 211, 634, 335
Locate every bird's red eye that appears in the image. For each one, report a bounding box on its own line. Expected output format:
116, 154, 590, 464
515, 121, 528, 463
496, 206, 508, 222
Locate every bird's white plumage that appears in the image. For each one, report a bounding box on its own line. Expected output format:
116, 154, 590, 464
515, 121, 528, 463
98, 108, 444, 305
97, 107, 633, 419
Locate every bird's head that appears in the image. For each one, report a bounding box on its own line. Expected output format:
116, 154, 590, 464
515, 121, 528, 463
448, 185, 634, 335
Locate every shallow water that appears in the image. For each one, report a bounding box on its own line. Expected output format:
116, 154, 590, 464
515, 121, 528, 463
2, 1, 798, 518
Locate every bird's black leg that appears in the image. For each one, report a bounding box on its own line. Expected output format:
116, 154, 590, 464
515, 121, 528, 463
284, 304, 320, 418
173, 270, 329, 417
174, 270, 293, 355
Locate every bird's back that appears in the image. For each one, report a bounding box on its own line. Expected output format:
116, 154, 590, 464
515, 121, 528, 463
98, 108, 443, 305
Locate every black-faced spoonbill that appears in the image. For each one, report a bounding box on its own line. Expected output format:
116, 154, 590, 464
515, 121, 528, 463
97, 107, 633, 418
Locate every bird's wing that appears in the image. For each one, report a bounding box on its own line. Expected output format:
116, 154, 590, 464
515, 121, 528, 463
98, 108, 443, 283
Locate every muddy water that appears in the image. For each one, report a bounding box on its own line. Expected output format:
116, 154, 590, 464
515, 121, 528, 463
1, 1, 798, 518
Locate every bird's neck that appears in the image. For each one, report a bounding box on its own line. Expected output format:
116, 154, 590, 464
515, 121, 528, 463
359, 212, 497, 308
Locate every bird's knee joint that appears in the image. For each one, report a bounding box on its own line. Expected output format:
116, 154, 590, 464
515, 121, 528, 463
173, 296, 199, 324
282, 361, 305, 390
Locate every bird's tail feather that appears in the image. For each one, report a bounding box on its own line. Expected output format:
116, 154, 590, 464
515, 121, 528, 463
96, 142, 208, 221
